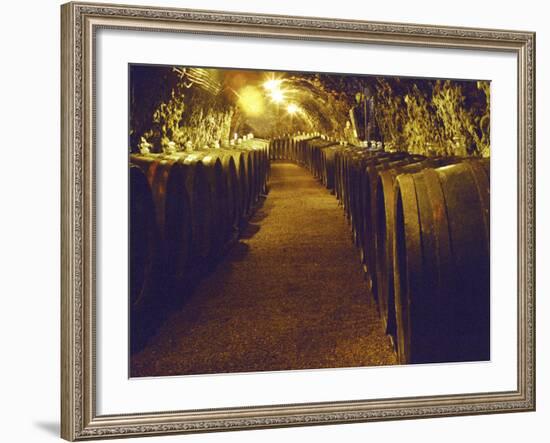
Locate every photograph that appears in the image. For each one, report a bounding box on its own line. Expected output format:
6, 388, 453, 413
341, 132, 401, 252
128, 64, 491, 377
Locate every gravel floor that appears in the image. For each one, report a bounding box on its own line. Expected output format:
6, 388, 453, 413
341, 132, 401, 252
131, 162, 397, 377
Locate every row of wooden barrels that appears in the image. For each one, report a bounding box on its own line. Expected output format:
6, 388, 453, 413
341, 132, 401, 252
129, 140, 270, 311
271, 135, 490, 365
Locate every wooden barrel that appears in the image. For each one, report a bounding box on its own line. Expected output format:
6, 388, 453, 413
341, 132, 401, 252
178, 154, 216, 262
236, 148, 256, 215
129, 165, 158, 308
270, 137, 281, 160
280, 137, 287, 160
296, 136, 316, 166
252, 148, 261, 204
130, 153, 163, 172
334, 148, 347, 203
393, 160, 490, 364
219, 151, 241, 238
334, 147, 350, 208
347, 150, 377, 240
320, 145, 341, 191
340, 147, 365, 220
269, 138, 277, 160
281, 137, 289, 160
263, 142, 270, 192
235, 151, 249, 220
297, 136, 303, 163
360, 154, 424, 295
305, 138, 336, 179
243, 151, 254, 216
142, 155, 193, 282
374, 157, 458, 335
130, 154, 194, 281
346, 151, 403, 253
289, 136, 297, 162
261, 145, 270, 194
199, 154, 227, 259
240, 139, 270, 211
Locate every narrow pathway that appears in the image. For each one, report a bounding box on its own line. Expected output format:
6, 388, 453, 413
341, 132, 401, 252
131, 162, 397, 377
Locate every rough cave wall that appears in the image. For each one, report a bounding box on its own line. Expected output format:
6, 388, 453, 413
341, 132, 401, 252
171, 90, 234, 150
278, 75, 491, 157
129, 65, 234, 153
372, 78, 490, 157
129, 66, 490, 158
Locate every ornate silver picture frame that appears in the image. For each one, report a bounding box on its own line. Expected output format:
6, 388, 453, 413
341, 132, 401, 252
61, 1, 535, 440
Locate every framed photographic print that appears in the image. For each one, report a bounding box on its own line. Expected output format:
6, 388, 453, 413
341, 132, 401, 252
61, 1, 536, 440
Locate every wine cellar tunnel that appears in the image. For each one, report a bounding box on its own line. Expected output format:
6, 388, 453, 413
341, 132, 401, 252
129, 65, 491, 377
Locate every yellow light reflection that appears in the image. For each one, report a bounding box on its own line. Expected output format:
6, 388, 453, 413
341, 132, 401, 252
270, 89, 285, 104
237, 86, 265, 116
286, 103, 299, 114
263, 78, 283, 92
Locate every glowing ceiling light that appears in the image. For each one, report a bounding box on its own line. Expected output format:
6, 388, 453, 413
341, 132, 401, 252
286, 103, 299, 115
270, 89, 285, 103
263, 79, 283, 92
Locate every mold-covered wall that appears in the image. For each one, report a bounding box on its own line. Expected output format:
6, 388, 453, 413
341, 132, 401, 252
373, 78, 490, 157
130, 66, 490, 157
129, 66, 234, 153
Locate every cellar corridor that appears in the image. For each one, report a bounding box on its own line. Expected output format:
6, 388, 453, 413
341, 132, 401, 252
131, 162, 397, 377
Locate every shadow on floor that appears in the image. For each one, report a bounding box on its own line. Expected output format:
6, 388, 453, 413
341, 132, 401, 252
33, 421, 59, 437
130, 197, 269, 356
239, 223, 261, 239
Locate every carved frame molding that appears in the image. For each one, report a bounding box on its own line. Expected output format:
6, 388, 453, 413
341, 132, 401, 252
61, 2, 535, 440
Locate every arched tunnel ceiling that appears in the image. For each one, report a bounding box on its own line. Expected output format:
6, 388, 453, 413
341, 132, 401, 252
130, 64, 490, 157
